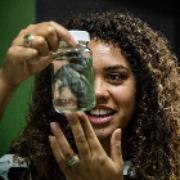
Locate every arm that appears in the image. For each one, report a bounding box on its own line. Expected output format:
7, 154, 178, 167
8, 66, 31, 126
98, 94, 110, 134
0, 69, 17, 120
0, 21, 76, 122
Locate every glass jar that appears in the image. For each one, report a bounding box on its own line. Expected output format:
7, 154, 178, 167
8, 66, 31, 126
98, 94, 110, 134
52, 30, 96, 113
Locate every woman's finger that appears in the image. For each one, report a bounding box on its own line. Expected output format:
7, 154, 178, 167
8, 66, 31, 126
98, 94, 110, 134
50, 122, 74, 161
77, 112, 105, 154
6, 46, 38, 64
49, 135, 74, 179
37, 23, 59, 51
50, 122, 81, 179
49, 21, 77, 46
26, 55, 52, 75
30, 22, 59, 51
49, 135, 64, 163
110, 129, 123, 166
23, 35, 50, 56
65, 113, 91, 159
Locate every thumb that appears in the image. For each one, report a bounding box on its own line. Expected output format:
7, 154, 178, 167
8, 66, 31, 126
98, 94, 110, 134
30, 55, 53, 74
111, 128, 123, 165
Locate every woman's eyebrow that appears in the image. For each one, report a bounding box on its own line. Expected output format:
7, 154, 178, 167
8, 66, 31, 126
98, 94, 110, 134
104, 65, 129, 72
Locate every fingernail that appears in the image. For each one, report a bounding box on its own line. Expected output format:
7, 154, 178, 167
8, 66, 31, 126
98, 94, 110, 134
48, 135, 55, 142
50, 122, 57, 130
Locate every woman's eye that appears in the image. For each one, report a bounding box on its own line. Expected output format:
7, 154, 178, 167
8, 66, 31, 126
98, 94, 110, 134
107, 72, 127, 84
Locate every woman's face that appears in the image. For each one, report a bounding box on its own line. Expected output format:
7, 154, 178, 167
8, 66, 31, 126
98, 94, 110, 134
86, 40, 136, 140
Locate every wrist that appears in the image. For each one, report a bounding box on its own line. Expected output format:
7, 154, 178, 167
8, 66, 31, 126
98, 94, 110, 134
0, 68, 18, 92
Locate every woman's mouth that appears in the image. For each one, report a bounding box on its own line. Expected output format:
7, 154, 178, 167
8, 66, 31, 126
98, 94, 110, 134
86, 108, 116, 125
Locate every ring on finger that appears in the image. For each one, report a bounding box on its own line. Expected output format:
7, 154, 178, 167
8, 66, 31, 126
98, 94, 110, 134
23, 34, 33, 47
67, 155, 80, 168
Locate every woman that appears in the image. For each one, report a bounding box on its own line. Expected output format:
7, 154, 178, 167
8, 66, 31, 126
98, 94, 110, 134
0, 11, 179, 179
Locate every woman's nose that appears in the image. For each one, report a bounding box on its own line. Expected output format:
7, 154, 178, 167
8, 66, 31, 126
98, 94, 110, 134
94, 78, 109, 104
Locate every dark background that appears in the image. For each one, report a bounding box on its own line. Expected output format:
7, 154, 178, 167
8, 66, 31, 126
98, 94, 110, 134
36, 0, 179, 59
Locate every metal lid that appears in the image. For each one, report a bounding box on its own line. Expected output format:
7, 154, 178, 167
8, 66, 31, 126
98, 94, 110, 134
69, 30, 90, 42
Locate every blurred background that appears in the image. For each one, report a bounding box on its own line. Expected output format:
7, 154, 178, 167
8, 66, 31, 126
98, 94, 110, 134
0, 0, 35, 156
0, 0, 179, 156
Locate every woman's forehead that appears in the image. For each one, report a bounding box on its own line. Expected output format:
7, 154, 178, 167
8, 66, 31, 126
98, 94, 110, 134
89, 40, 123, 57
89, 40, 130, 67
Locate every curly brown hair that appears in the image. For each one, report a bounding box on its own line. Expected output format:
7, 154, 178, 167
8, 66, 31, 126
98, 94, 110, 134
12, 11, 179, 179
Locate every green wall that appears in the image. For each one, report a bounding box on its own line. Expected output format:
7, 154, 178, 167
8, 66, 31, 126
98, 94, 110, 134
0, 0, 35, 156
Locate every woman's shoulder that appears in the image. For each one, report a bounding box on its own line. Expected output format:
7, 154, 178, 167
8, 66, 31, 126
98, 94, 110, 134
0, 153, 30, 180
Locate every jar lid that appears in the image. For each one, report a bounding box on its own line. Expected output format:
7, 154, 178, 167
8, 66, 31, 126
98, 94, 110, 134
69, 30, 90, 42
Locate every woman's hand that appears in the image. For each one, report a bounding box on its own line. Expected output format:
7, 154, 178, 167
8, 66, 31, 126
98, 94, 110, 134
0, 21, 76, 88
49, 112, 124, 180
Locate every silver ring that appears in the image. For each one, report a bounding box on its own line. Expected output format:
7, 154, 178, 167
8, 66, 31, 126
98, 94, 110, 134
23, 34, 33, 47
67, 155, 80, 167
